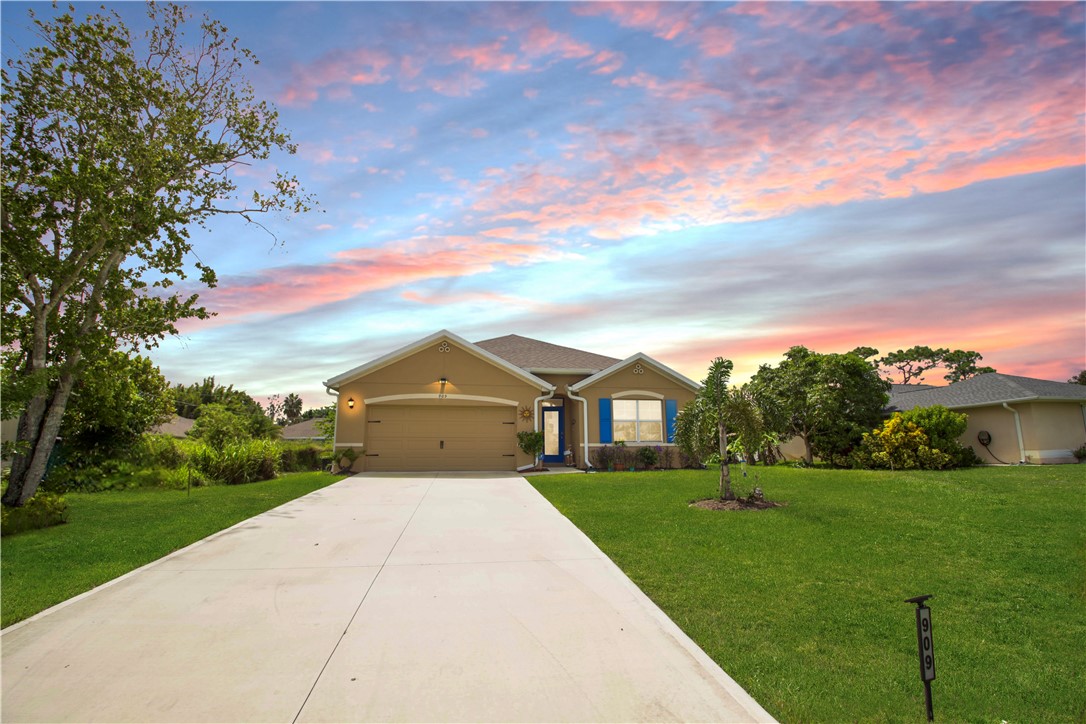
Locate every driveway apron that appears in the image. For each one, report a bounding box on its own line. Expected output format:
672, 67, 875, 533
2, 473, 775, 723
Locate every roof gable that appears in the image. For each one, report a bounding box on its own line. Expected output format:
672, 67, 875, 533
569, 352, 701, 393
888, 373, 1086, 411
324, 330, 554, 391
474, 334, 620, 373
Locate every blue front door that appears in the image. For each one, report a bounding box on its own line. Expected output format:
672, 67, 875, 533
541, 407, 565, 464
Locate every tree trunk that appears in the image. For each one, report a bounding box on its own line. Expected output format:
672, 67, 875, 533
802, 433, 814, 465
2, 373, 77, 507
718, 419, 734, 501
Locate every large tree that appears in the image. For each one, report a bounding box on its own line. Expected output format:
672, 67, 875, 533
751, 346, 890, 465
1, 4, 311, 506
940, 350, 996, 384
878, 346, 949, 385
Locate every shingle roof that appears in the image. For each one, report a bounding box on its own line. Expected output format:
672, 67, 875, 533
474, 334, 620, 372
150, 416, 195, 438
280, 418, 327, 439
888, 373, 1086, 412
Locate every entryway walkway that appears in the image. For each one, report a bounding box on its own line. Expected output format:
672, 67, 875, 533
2, 473, 775, 722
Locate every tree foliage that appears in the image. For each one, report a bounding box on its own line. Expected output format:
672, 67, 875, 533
1, 4, 311, 506
59, 351, 174, 460
940, 350, 996, 384
877, 346, 995, 384
282, 393, 303, 426
187, 403, 252, 449
878, 346, 949, 384
751, 346, 890, 466
1067, 370, 1086, 385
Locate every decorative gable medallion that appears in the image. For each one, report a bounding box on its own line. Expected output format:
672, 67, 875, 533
437, 342, 451, 353
633, 363, 644, 375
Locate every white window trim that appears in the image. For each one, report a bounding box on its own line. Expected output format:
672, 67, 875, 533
611, 390, 665, 400
612, 398, 664, 444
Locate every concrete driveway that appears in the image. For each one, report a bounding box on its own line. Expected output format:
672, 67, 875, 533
2, 473, 774, 723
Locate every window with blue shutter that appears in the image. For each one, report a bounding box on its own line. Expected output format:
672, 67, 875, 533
665, 399, 678, 443
598, 398, 612, 443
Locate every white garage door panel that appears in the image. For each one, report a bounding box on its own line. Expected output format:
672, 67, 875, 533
365, 405, 517, 471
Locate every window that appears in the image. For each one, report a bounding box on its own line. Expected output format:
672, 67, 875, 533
612, 399, 663, 442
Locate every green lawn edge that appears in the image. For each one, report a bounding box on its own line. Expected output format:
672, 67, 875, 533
1, 472, 342, 629
530, 466, 1086, 723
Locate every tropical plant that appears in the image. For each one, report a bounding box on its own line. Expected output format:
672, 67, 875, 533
636, 446, 659, 470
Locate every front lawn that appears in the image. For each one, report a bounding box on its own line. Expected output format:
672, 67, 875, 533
531, 466, 1086, 723
1, 472, 341, 628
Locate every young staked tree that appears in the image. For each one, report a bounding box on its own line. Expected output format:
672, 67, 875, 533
701, 357, 738, 501
1, 4, 312, 506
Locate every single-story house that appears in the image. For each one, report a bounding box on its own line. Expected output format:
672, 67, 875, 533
323, 330, 700, 473
888, 373, 1086, 465
280, 418, 327, 441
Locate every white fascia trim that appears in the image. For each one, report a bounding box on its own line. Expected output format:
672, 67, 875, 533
569, 352, 701, 393
528, 368, 602, 376
612, 390, 665, 400
587, 442, 677, 447
323, 329, 554, 392
366, 393, 518, 406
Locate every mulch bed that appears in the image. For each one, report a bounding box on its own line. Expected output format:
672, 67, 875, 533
689, 497, 785, 511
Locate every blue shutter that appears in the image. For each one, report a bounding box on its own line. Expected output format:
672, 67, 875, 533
665, 399, 678, 443
598, 398, 612, 444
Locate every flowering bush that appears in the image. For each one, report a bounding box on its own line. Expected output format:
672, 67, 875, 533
850, 406, 973, 470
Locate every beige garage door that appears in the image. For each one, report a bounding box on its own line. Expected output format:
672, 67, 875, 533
363, 405, 517, 471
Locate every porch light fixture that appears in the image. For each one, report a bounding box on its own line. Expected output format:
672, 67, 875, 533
347, 397, 355, 409
439, 377, 448, 398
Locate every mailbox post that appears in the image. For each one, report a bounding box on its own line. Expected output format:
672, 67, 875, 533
905, 594, 936, 721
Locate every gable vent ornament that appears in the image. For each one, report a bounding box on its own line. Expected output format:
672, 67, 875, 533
633, 363, 644, 375
437, 342, 451, 353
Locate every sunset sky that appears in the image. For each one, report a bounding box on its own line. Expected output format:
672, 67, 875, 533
4, 1, 1084, 410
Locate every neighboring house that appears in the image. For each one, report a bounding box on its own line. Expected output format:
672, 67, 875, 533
149, 415, 195, 438
888, 373, 1086, 465
323, 330, 700, 473
280, 418, 327, 441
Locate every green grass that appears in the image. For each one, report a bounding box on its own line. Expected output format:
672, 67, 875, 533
1, 472, 341, 628
531, 466, 1086, 723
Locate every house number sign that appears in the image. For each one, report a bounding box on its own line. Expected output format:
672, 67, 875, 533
905, 594, 936, 721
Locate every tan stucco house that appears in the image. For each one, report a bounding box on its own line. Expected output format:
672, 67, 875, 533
323, 330, 700, 472
888, 373, 1086, 465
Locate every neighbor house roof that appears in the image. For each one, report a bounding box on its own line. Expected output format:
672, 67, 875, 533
280, 418, 326, 440
151, 416, 195, 438
888, 373, 1086, 412
474, 334, 620, 373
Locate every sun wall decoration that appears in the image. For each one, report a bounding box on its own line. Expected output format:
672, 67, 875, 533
518, 405, 534, 423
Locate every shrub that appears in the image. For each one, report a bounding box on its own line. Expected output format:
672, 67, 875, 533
188, 404, 252, 448
280, 441, 326, 472
901, 405, 973, 467
851, 411, 964, 470
1, 491, 69, 536
190, 438, 281, 485
1074, 443, 1086, 461
636, 446, 659, 469
656, 445, 674, 470
591, 445, 617, 470
134, 434, 188, 468
516, 431, 545, 468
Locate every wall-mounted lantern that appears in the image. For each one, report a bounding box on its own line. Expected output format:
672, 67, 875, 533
438, 377, 448, 399
347, 397, 355, 409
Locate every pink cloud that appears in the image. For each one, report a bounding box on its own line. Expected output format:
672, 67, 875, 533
575, 2, 693, 41
279, 48, 393, 108
197, 238, 555, 321
449, 39, 521, 72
